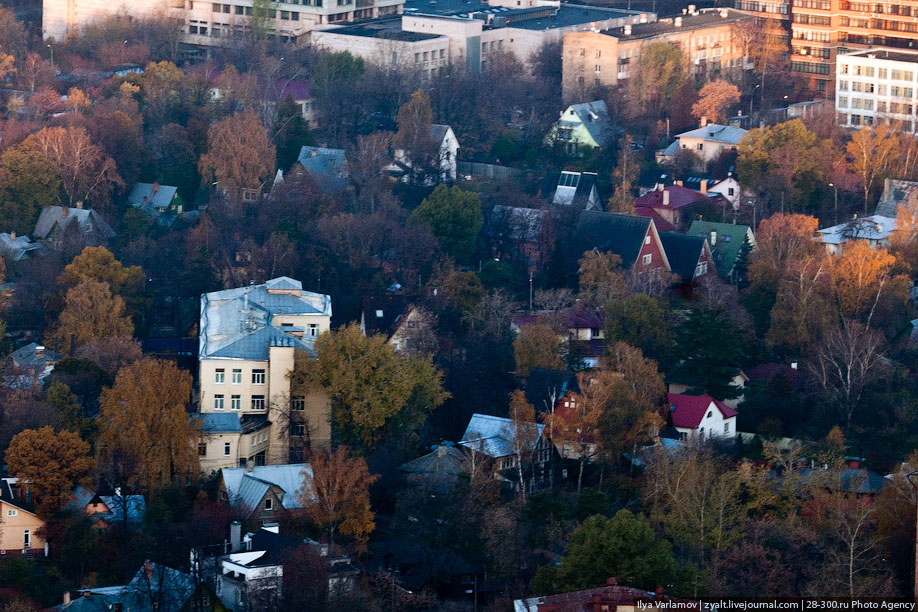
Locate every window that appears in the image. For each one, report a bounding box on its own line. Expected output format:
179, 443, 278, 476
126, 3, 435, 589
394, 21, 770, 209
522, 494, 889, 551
198, 443, 207, 457
214, 394, 225, 410
292, 396, 306, 411
695, 261, 708, 277
231, 395, 241, 411
293, 423, 306, 436
642, 254, 652, 265
23, 530, 30, 549
252, 395, 266, 410
697, 143, 704, 151
644, 235, 651, 245
707, 410, 713, 418
242, 189, 258, 202
252, 369, 265, 385
579, 48, 585, 56
590, 328, 601, 339
307, 324, 319, 338
232, 369, 242, 384
264, 498, 273, 510
879, 68, 888, 79
6, 509, 17, 517
224, 442, 231, 456
724, 422, 730, 433
594, 64, 601, 74
215, 369, 225, 384
236, 4, 244, 12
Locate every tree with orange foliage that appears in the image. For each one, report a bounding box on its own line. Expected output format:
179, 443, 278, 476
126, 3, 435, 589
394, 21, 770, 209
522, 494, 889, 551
691, 80, 741, 124
830, 240, 899, 327
847, 124, 900, 213
749, 213, 821, 286
299, 446, 379, 547
889, 192, 918, 274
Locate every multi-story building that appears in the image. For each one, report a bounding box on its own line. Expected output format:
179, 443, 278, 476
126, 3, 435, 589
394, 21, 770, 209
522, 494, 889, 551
836, 48, 918, 130
561, 8, 755, 102
197, 277, 332, 471
42, 0, 403, 45
311, 0, 649, 75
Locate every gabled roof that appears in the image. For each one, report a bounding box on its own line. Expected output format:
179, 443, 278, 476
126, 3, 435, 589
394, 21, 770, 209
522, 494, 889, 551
633, 185, 714, 210
514, 580, 663, 612
575, 210, 653, 269
659, 232, 709, 282
430, 123, 454, 145
221, 464, 311, 512
69, 486, 147, 525
675, 124, 748, 145
525, 368, 579, 412
667, 393, 737, 429
33, 206, 116, 241
296, 146, 349, 193
399, 444, 467, 492
687, 220, 754, 275
126, 182, 180, 212
634, 206, 676, 232
558, 100, 611, 147
818, 215, 896, 245
362, 295, 411, 337
0, 477, 37, 515
10, 342, 60, 369
458, 413, 545, 459
551, 171, 599, 208
199, 277, 331, 361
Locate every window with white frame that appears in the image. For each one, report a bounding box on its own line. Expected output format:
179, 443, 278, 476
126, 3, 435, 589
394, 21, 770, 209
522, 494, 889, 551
224, 442, 231, 456
292, 396, 306, 411
307, 324, 319, 338
215, 368, 225, 384
643, 254, 652, 265
23, 530, 30, 548
252, 369, 266, 385
724, 422, 730, 433
7, 509, 17, 517
214, 394, 225, 410
264, 498, 273, 510
232, 369, 242, 384
252, 395, 266, 410
231, 395, 241, 410
696, 261, 708, 277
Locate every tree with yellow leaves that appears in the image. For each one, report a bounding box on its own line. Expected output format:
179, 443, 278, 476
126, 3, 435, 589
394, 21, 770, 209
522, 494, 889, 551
4, 426, 93, 518
578, 250, 626, 307
691, 80, 741, 124
749, 213, 821, 287
49, 279, 134, 354
96, 358, 197, 493
847, 123, 900, 213
830, 240, 899, 327
299, 446, 379, 547
513, 322, 565, 377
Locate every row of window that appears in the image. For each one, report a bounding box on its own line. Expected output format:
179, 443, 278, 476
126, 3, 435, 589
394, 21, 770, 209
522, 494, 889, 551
735, 0, 789, 14
212, 394, 306, 410
215, 368, 264, 384
414, 49, 446, 63
792, 60, 831, 74
839, 80, 915, 97
840, 65, 915, 81
793, 13, 831, 25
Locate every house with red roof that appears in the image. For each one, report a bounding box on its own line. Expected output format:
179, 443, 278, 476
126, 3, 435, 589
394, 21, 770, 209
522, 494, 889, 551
667, 393, 738, 441
634, 184, 723, 232
514, 577, 683, 612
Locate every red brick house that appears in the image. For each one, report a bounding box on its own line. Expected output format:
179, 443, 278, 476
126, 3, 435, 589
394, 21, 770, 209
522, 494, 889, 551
658, 232, 716, 288
575, 211, 671, 277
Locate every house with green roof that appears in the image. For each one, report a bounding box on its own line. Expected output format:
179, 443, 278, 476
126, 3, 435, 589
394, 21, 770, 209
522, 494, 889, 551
687, 221, 755, 284
544, 100, 611, 155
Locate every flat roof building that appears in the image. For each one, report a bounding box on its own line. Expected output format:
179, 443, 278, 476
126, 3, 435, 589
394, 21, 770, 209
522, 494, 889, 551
836, 49, 918, 132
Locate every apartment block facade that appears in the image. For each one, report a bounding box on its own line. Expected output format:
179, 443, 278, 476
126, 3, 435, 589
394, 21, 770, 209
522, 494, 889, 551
562, 8, 754, 102
197, 277, 332, 471
43, 0, 402, 44
836, 49, 918, 131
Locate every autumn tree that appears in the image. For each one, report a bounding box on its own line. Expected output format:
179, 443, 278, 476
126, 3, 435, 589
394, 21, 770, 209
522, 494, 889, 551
626, 42, 687, 120
290, 325, 448, 450
19, 126, 123, 209
749, 213, 821, 287
607, 135, 640, 213
604, 294, 672, 362
830, 240, 900, 326
198, 111, 276, 202
847, 123, 900, 213
766, 255, 832, 354
0, 144, 61, 235
411, 185, 483, 260
65, 88, 91, 115
57, 246, 144, 298
691, 80, 741, 124
48, 280, 134, 354
513, 322, 565, 377
4, 426, 93, 518
395, 89, 437, 183
578, 250, 626, 307
299, 446, 379, 547
96, 358, 197, 492
508, 390, 540, 501
890, 192, 918, 273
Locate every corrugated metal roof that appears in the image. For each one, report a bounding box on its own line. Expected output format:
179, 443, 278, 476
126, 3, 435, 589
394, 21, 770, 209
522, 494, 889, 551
196, 413, 242, 433
458, 413, 544, 459
221, 464, 312, 511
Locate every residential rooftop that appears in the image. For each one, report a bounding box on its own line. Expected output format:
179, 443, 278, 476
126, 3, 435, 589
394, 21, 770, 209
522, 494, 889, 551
601, 7, 751, 39
844, 49, 918, 64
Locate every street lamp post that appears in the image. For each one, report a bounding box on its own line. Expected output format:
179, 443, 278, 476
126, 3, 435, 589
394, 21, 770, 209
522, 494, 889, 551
46, 44, 53, 68
829, 183, 838, 224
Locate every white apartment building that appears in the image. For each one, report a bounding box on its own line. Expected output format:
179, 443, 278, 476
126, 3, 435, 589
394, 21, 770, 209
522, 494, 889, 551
43, 0, 403, 45
311, 0, 647, 75
837, 49, 918, 133
197, 277, 332, 471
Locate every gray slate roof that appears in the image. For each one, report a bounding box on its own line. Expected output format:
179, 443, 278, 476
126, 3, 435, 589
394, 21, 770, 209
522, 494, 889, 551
297, 146, 349, 193
458, 413, 545, 459
221, 464, 311, 511
674, 124, 748, 146
126, 182, 179, 212
199, 276, 331, 361
877, 177, 918, 217
0, 233, 40, 260
559, 100, 611, 147
33, 206, 115, 241
10, 342, 60, 369
194, 412, 243, 434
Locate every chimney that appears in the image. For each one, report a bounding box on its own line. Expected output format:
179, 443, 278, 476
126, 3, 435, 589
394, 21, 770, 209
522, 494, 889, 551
114, 605, 123, 612
35, 345, 44, 357
700, 115, 708, 127
675, 180, 683, 187
624, 24, 632, 35
710, 230, 717, 245
152, 181, 159, 194
700, 180, 708, 195
61, 206, 69, 218
607, 577, 618, 585
437, 444, 447, 458
63, 592, 71, 607
720, 7, 728, 17
674, 16, 682, 26
662, 189, 670, 206
230, 520, 242, 552
639, 12, 647, 22
848, 458, 862, 469
589, 594, 604, 612
687, 4, 696, 11
75, 201, 83, 209
9, 231, 15, 240
143, 559, 154, 580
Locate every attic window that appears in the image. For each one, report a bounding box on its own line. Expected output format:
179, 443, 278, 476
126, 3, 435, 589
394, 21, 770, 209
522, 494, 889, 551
707, 411, 713, 418
376, 309, 384, 318
6, 509, 16, 517
264, 498, 273, 510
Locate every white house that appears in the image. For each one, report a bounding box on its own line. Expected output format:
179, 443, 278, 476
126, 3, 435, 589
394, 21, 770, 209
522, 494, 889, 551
658, 124, 748, 166
667, 393, 737, 441
393, 124, 459, 183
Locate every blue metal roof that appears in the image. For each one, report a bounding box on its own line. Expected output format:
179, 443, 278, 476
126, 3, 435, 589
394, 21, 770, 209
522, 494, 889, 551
196, 413, 242, 434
